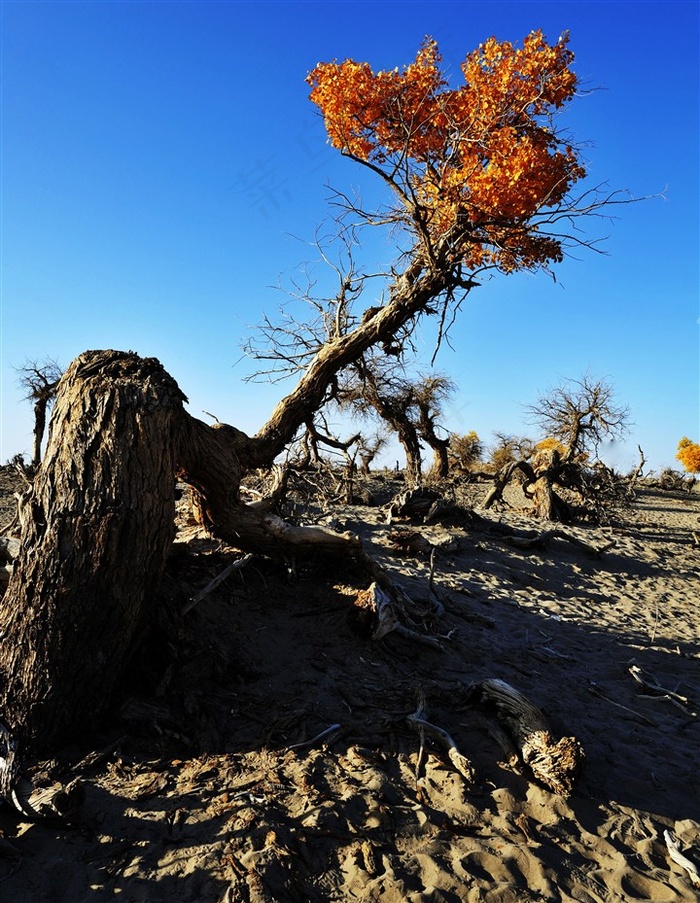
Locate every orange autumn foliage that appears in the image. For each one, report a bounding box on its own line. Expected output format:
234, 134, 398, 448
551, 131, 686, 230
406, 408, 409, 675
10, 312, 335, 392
676, 437, 700, 473
535, 436, 568, 455
307, 31, 586, 274
535, 436, 588, 462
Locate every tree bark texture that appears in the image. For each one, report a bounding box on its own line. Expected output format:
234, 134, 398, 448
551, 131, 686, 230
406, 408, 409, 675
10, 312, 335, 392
0, 351, 185, 753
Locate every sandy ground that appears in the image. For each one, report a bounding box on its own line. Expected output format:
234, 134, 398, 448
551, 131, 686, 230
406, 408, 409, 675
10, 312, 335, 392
0, 470, 699, 902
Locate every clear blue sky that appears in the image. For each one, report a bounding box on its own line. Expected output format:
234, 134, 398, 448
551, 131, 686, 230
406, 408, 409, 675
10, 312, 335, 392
1, 0, 698, 473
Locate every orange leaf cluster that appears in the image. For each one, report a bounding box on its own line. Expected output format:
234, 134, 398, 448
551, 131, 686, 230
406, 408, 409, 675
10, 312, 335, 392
676, 437, 700, 473
307, 31, 586, 273
535, 436, 588, 462
535, 436, 568, 454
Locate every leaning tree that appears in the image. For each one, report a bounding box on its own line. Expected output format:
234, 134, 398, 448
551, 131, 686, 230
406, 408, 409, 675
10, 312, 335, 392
1, 31, 626, 766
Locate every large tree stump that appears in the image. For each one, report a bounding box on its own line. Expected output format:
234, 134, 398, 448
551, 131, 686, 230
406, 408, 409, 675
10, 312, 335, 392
0, 351, 186, 755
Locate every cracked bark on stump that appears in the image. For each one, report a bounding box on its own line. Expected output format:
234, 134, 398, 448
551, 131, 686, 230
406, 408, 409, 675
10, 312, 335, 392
0, 352, 184, 758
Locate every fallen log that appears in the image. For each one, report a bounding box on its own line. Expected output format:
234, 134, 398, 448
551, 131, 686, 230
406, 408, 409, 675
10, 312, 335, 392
387, 487, 444, 523
504, 528, 614, 556
664, 830, 700, 888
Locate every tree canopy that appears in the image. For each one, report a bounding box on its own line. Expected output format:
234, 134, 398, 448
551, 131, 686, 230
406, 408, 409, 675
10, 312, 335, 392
676, 438, 700, 474
307, 30, 586, 275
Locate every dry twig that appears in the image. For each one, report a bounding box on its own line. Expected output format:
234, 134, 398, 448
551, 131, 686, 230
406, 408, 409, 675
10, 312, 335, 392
406, 688, 475, 783
287, 723, 341, 752
182, 554, 253, 614
628, 664, 697, 717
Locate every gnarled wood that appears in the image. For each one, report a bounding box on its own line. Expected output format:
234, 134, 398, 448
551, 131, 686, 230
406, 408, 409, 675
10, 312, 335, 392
468, 678, 585, 796
0, 351, 185, 755
0, 346, 437, 761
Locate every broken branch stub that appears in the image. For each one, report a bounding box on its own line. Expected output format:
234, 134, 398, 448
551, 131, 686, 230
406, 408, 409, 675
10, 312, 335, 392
406, 689, 475, 784
352, 582, 443, 649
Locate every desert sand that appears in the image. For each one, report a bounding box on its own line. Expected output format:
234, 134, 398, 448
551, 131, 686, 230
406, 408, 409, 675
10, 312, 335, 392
0, 470, 698, 902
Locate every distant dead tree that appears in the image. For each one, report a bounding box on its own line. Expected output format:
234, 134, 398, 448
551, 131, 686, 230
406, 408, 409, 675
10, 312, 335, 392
526, 373, 630, 463
16, 358, 63, 467
482, 376, 631, 520
334, 356, 455, 486
414, 375, 455, 479
357, 431, 388, 475
341, 356, 425, 488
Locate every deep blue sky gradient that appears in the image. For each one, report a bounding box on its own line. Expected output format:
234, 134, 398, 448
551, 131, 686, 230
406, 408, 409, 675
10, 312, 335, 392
2, 1, 698, 471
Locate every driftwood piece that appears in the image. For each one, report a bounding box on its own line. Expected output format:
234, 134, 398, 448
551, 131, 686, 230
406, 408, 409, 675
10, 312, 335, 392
406, 688, 475, 783
387, 489, 468, 526
8, 775, 85, 822
286, 723, 341, 752
664, 830, 700, 888
501, 528, 614, 556
468, 679, 585, 796
628, 664, 697, 716
353, 583, 443, 649
388, 530, 434, 556
424, 498, 462, 523
387, 487, 443, 523
387, 529, 458, 557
